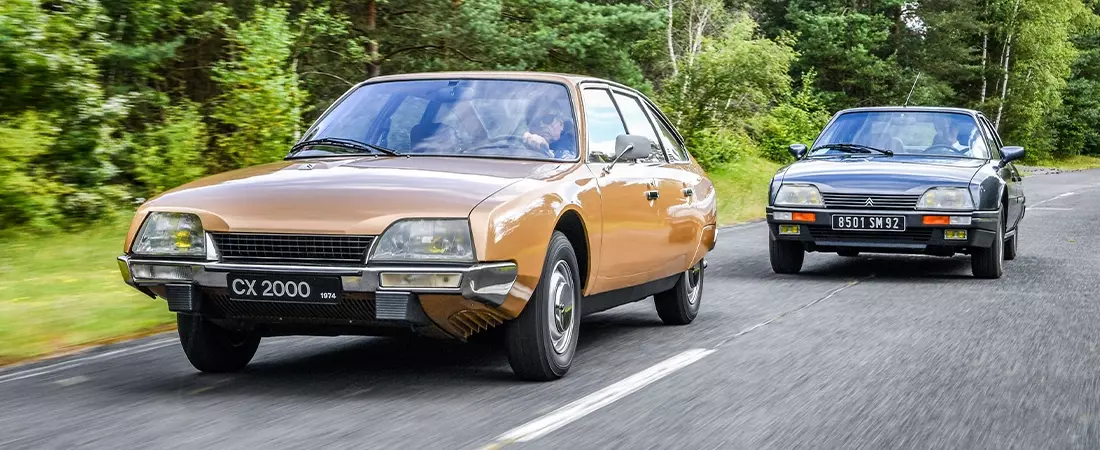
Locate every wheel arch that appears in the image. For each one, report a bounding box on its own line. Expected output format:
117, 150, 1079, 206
554, 208, 590, 292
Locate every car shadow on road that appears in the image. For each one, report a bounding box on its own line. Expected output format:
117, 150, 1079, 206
798, 254, 976, 281
115, 310, 665, 399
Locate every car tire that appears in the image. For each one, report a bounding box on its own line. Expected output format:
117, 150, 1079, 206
654, 260, 704, 325
837, 249, 860, 257
971, 211, 1005, 279
769, 233, 804, 274
505, 231, 581, 381
177, 313, 260, 373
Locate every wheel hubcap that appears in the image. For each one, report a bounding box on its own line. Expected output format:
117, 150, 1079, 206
548, 260, 575, 355
686, 262, 702, 306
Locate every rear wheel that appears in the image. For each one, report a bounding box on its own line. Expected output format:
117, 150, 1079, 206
971, 211, 1005, 279
505, 232, 581, 381
769, 233, 804, 274
177, 314, 260, 373
654, 260, 704, 325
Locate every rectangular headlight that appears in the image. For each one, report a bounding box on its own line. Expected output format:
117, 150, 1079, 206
775, 184, 824, 207
370, 219, 475, 262
132, 212, 206, 257
917, 188, 975, 211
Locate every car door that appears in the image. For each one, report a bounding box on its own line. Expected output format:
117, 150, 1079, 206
581, 87, 665, 292
645, 101, 711, 270
609, 90, 689, 279
979, 116, 1024, 229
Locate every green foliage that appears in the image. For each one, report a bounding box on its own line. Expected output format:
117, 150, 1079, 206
0, 112, 63, 228
688, 128, 755, 171
133, 101, 208, 195
211, 5, 305, 170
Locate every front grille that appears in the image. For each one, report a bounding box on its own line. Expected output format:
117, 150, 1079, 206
807, 226, 934, 244
202, 289, 380, 324
211, 233, 373, 266
822, 193, 920, 210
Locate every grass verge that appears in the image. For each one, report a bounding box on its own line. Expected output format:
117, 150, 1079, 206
709, 155, 782, 225
0, 217, 174, 365
0, 157, 782, 365
1027, 155, 1100, 171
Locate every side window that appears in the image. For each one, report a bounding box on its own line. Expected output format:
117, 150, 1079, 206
648, 106, 689, 163
582, 89, 627, 163
978, 118, 1002, 159
612, 92, 666, 163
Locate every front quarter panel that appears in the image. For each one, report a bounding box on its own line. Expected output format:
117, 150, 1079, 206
468, 163, 602, 319
969, 162, 1006, 211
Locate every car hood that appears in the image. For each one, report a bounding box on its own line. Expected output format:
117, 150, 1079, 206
138, 156, 560, 235
780, 156, 986, 193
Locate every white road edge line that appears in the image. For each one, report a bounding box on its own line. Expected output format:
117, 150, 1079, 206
0, 338, 176, 384
1028, 207, 1074, 211
1033, 191, 1076, 206
486, 348, 716, 446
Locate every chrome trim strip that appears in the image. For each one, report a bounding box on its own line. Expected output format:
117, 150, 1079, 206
117, 256, 518, 306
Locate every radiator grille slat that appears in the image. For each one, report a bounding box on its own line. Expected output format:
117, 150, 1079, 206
807, 225, 934, 244
822, 193, 921, 210
211, 233, 373, 266
203, 289, 381, 324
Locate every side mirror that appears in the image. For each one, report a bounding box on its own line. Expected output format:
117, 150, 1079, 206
603, 134, 655, 175
615, 134, 654, 161
788, 143, 808, 159
1001, 146, 1025, 164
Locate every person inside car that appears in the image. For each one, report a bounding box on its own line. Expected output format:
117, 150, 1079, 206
930, 116, 968, 151
523, 112, 566, 156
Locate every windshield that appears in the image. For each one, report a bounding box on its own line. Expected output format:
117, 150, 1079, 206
811, 111, 990, 159
293, 79, 578, 161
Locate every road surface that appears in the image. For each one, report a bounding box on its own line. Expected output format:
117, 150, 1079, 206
2, 169, 1099, 449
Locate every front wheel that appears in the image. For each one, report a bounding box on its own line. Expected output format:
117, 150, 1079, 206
971, 212, 1005, 279
177, 314, 260, 373
654, 260, 704, 325
505, 231, 581, 381
769, 233, 805, 274
1004, 227, 1018, 261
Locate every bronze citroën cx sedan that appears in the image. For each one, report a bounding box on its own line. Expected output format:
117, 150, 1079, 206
117, 72, 717, 380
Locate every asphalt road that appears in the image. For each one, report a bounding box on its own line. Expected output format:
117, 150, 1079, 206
3, 169, 1100, 450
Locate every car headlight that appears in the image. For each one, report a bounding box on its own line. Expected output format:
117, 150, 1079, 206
132, 212, 206, 257
370, 219, 475, 262
917, 187, 975, 210
774, 184, 824, 207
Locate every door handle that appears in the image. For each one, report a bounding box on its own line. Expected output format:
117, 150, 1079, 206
645, 190, 659, 201
682, 187, 694, 197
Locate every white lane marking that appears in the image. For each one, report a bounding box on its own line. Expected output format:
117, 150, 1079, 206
486, 348, 715, 446
0, 338, 176, 384
1028, 207, 1074, 211
1033, 192, 1076, 206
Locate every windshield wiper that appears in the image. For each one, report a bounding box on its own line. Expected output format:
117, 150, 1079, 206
288, 137, 400, 158
810, 143, 893, 156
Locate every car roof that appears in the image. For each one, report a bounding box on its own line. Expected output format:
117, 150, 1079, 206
363, 71, 624, 89
836, 106, 983, 116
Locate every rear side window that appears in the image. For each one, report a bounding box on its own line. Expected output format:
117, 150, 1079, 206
582, 89, 627, 163
612, 93, 666, 163
649, 107, 689, 163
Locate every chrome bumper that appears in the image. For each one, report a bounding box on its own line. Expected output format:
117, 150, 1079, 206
117, 256, 518, 307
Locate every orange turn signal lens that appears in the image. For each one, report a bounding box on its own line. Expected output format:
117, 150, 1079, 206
792, 212, 816, 222
923, 215, 950, 225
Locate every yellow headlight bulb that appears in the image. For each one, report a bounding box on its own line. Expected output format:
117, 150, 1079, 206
174, 230, 192, 249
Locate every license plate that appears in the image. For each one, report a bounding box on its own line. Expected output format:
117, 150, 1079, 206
832, 215, 906, 231
226, 273, 342, 303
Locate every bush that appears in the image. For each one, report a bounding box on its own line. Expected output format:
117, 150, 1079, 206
749, 103, 829, 163
688, 128, 757, 171
0, 112, 64, 229
133, 101, 208, 195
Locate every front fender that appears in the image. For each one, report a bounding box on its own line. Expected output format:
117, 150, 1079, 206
468, 164, 602, 318
969, 163, 1006, 210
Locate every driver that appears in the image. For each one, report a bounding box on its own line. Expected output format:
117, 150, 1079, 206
523, 112, 566, 156
931, 116, 967, 151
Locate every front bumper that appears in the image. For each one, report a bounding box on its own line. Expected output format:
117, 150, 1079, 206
117, 256, 518, 308
766, 207, 1000, 254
